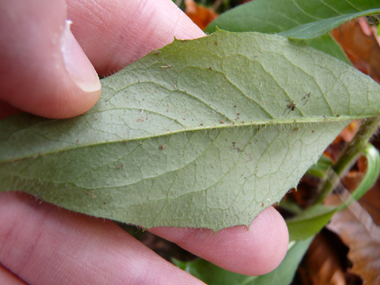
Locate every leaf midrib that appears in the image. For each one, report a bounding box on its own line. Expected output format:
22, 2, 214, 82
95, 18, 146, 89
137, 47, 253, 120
0, 116, 355, 166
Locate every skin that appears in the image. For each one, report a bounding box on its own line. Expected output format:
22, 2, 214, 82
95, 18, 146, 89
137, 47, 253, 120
0, 0, 289, 284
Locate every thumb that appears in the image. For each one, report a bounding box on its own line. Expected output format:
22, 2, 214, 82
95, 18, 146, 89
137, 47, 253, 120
0, 0, 101, 119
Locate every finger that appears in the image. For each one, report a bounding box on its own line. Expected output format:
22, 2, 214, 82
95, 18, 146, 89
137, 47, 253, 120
0, 192, 204, 285
0, 101, 22, 120
67, 0, 205, 76
149, 207, 289, 276
0, 264, 27, 285
0, 0, 101, 119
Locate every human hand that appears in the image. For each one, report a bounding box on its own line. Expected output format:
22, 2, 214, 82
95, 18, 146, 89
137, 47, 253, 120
0, 1, 289, 284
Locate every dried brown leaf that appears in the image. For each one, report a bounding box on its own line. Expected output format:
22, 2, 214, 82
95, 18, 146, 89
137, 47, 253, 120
331, 19, 380, 83
185, 0, 218, 30
327, 194, 380, 285
299, 231, 347, 285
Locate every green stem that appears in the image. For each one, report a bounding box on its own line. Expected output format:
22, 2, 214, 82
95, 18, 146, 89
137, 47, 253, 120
314, 116, 380, 204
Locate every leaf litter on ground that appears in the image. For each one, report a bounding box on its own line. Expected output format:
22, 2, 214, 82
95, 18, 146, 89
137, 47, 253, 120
327, 189, 380, 285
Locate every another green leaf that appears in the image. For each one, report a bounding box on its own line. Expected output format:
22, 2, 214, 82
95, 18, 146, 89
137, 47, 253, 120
286, 204, 337, 241
173, 237, 313, 285
1, 31, 380, 231
280, 8, 380, 39
205, 0, 380, 39
205, 0, 380, 63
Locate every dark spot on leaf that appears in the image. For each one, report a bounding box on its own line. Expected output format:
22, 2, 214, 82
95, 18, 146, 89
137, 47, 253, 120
283, 100, 296, 115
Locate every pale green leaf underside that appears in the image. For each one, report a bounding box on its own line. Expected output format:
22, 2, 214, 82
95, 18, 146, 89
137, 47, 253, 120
206, 0, 380, 39
1, 31, 380, 231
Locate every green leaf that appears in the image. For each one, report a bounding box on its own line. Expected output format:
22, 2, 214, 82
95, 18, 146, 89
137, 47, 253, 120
205, 0, 380, 39
1, 31, 380, 231
280, 8, 380, 39
206, 4, 350, 63
173, 237, 313, 285
205, 0, 380, 63
286, 204, 337, 241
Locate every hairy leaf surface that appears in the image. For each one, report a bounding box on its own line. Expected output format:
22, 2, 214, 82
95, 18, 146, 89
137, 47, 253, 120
1, 31, 380, 231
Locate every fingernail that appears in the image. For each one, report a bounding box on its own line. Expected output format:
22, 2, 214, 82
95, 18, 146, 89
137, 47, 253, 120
60, 20, 101, 92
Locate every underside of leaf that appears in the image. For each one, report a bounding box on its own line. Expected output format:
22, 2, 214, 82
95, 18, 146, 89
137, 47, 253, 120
1, 31, 380, 231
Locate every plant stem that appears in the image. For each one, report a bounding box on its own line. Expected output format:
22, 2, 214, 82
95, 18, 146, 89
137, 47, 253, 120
314, 116, 380, 204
